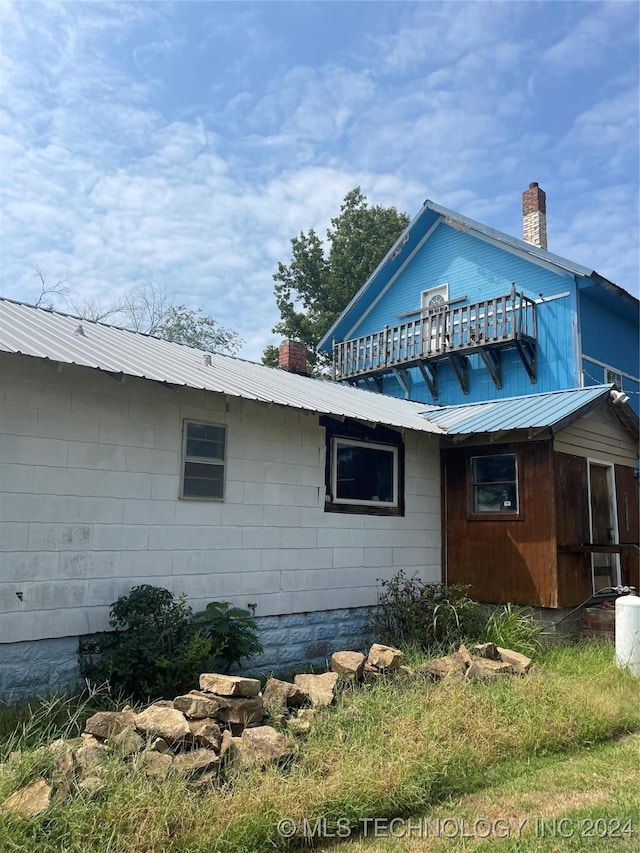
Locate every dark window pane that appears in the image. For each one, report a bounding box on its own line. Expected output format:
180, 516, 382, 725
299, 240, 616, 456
183, 460, 224, 498
472, 454, 516, 484
473, 483, 518, 513
336, 443, 395, 503
186, 423, 225, 460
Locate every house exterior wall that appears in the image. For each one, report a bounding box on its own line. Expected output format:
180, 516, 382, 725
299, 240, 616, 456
345, 223, 580, 405
0, 352, 441, 695
443, 440, 558, 608
552, 408, 638, 467
579, 286, 640, 415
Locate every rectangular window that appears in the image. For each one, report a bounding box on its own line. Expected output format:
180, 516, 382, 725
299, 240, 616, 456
471, 453, 518, 514
182, 421, 226, 500
332, 438, 398, 507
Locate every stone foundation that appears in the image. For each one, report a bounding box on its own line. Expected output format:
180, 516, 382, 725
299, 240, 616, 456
0, 607, 375, 703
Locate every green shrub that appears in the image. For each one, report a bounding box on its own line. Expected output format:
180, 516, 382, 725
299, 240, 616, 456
192, 601, 263, 673
483, 602, 544, 656
79, 585, 262, 700
368, 570, 484, 652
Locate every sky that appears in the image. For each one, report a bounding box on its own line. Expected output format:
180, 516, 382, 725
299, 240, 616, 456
1, 1, 638, 361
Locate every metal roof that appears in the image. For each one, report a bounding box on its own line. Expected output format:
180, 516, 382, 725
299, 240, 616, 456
421, 386, 631, 436
0, 299, 444, 436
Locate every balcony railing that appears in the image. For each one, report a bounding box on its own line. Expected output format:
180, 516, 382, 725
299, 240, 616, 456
333, 285, 537, 383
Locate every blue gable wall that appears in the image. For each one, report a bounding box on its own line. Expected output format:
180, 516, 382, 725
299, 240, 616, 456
579, 284, 640, 414
347, 223, 580, 406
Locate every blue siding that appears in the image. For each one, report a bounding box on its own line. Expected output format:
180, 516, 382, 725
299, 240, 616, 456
349, 223, 579, 405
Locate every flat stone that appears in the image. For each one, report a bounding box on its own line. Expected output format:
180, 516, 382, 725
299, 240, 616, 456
199, 673, 261, 697
293, 672, 339, 706
211, 695, 264, 726
421, 654, 467, 681
331, 651, 366, 681
174, 691, 220, 719
237, 726, 296, 765
74, 739, 109, 772
84, 710, 136, 740
496, 647, 532, 675
173, 748, 219, 775
134, 706, 191, 743
188, 719, 222, 751
367, 643, 405, 671
457, 644, 474, 668
465, 660, 513, 680
262, 677, 308, 709
1, 779, 51, 817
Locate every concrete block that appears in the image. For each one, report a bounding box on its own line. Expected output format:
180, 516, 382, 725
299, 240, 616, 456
364, 547, 393, 568
0, 434, 68, 467
392, 547, 428, 567
226, 458, 266, 483
126, 447, 178, 475
241, 527, 282, 550
283, 444, 321, 466
68, 441, 127, 471
151, 474, 178, 500
333, 547, 365, 569
263, 506, 302, 528
261, 549, 300, 572
0, 463, 34, 492
220, 504, 263, 527
317, 529, 352, 548
59, 550, 120, 579
33, 467, 152, 499
36, 411, 100, 443
297, 548, 332, 570
71, 389, 129, 420
92, 524, 148, 551
123, 499, 176, 526
100, 418, 154, 448
281, 527, 317, 549
0, 552, 59, 582
0, 406, 38, 435
129, 399, 179, 427
28, 523, 92, 551
1, 378, 72, 412
152, 426, 181, 451
0, 520, 29, 551
224, 481, 245, 504
174, 501, 222, 525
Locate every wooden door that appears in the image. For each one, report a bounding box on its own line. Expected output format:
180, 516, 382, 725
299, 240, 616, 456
589, 463, 619, 590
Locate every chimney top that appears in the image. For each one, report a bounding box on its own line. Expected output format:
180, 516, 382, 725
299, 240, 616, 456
522, 182, 547, 250
278, 339, 308, 375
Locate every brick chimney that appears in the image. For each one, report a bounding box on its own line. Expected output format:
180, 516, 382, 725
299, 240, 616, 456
522, 182, 547, 250
278, 340, 308, 375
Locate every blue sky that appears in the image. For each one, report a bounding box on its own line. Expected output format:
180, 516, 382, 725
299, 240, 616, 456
1, 1, 638, 359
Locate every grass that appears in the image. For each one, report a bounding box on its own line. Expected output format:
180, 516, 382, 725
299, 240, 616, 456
0, 639, 638, 853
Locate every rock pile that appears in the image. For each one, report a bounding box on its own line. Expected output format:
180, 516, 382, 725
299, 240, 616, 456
1, 642, 531, 817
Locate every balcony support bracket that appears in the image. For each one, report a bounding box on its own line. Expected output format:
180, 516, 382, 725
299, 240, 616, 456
417, 360, 438, 401
479, 348, 502, 389
449, 354, 470, 394
515, 339, 537, 384
391, 367, 411, 399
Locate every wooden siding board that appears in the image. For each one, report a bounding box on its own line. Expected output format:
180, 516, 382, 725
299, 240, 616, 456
615, 464, 640, 591
554, 453, 592, 607
444, 441, 557, 608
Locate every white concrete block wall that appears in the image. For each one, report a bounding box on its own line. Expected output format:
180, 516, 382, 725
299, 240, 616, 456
0, 352, 442, 646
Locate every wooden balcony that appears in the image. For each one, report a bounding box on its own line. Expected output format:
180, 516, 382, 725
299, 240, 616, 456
332, 285, 537, 398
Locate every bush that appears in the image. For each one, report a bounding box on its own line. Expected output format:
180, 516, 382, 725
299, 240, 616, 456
368, 570, 484, 652
192, 601, 263, 673
79, 585, 262, 700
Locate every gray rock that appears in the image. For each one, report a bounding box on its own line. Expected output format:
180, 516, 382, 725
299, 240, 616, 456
84, 709, 136, 740
173, 749, 219, 775
188, 719, 222, 751
211, 695, 264, 726
496, 647, 532, 675
236, 726, 296, 765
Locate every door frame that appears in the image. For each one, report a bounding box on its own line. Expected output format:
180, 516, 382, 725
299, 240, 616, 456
586, 458, 620, 591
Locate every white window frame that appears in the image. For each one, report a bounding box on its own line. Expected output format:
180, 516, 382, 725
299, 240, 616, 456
421, 283, 449, 313
331, 437, 399, 507
181, 419, 226, 501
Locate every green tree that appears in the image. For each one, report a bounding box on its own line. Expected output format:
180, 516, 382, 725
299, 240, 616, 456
263, 187, 410, 370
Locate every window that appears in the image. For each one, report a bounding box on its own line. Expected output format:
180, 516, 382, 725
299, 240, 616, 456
605, 368, 622, 390
421, 283, 449, 313
321, 417, 404, 515
332, 438, 398, 506
182, 421, 226, 500
471, 453, 518, 514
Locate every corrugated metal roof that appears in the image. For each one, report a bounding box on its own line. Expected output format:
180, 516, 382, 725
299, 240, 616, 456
422, 386, 616, 435
0, 299, 444, 435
